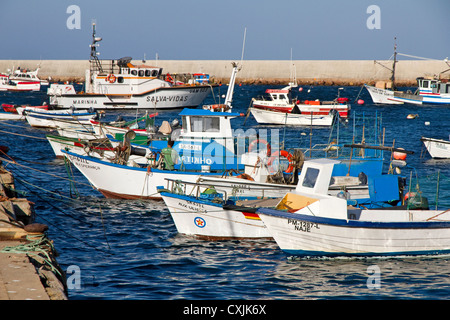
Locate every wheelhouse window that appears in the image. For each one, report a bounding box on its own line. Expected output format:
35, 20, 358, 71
302, 167, 320, 188
138, 70, 144, 77
422, 80, 429, 88
190, 117, 220, 132
131, 70, 137, 76
145, 70, 151, 77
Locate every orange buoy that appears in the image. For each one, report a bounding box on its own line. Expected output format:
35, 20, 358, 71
393, 148, 407, 161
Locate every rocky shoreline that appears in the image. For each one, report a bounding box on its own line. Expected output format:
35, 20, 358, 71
47, 76, 417, 87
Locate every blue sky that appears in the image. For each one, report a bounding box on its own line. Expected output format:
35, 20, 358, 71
0, 0, 448, 61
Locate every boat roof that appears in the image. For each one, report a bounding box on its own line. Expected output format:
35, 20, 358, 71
266, 89, 289, 94
178, 108, 242, 117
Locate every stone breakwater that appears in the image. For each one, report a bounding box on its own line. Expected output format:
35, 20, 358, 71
0, 59, 447, 86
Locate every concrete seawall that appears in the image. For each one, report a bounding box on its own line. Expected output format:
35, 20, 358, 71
1, 60, 448, 86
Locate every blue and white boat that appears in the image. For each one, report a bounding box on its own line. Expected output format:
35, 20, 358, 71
25, 108, 98, 128
62, 62, 248, 199
159, 143, 414, 240
257, 158, 450, 257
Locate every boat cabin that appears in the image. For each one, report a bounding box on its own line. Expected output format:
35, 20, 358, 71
273, 158, 403, 219
417, 77, 450, 94
175, 108, 242, 170
265, 89, 292, 103
147, 108, 244, 172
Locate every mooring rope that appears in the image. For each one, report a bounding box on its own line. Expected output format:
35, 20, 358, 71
1, 233, 62, 277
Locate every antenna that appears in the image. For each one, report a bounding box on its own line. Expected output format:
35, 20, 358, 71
240, 27, 247, 65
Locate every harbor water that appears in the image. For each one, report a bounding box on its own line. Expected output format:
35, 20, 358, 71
1, 84, 450, 300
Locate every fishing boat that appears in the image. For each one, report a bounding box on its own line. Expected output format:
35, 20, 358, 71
257, 158, 450, 257
249, 107, 336, 126
159, 178, 275, 239
62, 62, 245, 199
159, 143, 413, 240
252, 87, 350, 118
3, 104, 49, 115
25, 109, 98, 128
8, 65, 49, 87
47, 23, 215, 110
421, 136, 450, 159
0, 73, 40, 92
61, 106, 245, 199
0, 106, 25, 120
365, 39, 450, 105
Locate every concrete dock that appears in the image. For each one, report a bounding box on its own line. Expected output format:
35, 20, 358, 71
0, 59, 448, 86
0, 160, 67, 300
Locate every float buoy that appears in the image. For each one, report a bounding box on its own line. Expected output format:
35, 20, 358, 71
357, 99, 365, 105
393, 148, 407, 161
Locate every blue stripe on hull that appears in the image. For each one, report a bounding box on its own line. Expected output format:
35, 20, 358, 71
258, 208, 450, 229
283, 249, 450, 257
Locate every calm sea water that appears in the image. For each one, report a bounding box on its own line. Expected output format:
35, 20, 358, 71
1, 84, 450, 302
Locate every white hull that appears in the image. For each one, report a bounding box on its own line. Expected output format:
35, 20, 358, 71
49, 86, 213, 110
421, 137, 450, 159
161, 194, 271, 239
0, 83, 40, 91
62, 151, 206, 200
0, 112, 25, 120
25, 110, 96, 128
256, 158, 450, 257
258, 209, 450, 256
250, 107, 334, 126
421, 93, 450, 104
364, 84, 404, 104
253, 101, 350, 118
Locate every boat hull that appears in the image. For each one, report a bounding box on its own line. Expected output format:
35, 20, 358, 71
421, 137, 450, 159
249, 108, 334, 126
364, 84, 404, 104
62, 150, 212, 200
252, 102, 350, 118
161, 192, 272, 239
258, 208, 450, 256
49, 85, 213, 110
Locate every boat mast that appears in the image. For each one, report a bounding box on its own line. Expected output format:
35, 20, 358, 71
390, 37, 397, 89
224, 62, 240, 107
90, 22, 103, 74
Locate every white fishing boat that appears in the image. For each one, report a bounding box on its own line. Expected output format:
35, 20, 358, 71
159, 146, 412, 240
252, 87, 350, 118
8, 65, 49, 87
25, 109, 98, 128
160, 178, 275, 239
47, 23, 215, 110
249, 107, 336, 126
0, 73, 40, 92
0, 108, 25, 120
421, 136, 450, 159
365, 39, 450, 105
257, 158, 450, 257
8, 104, 49, 115
62, 62, 246, 199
